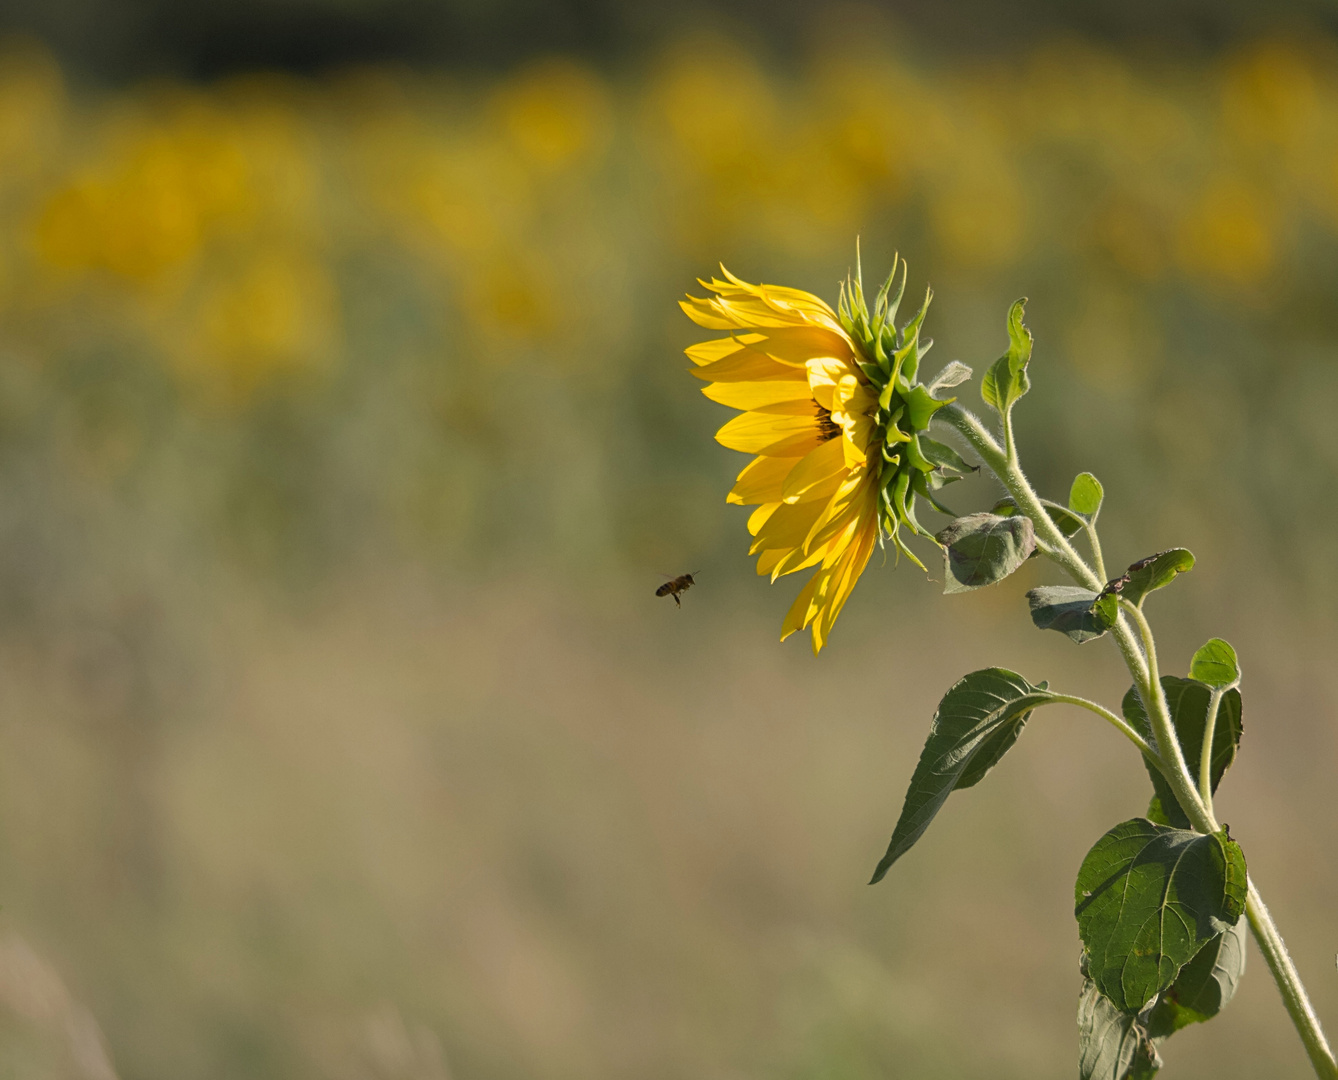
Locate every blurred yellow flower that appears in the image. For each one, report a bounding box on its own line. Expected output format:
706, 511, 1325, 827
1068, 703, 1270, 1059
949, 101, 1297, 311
493, 58, 612, 170
682, 270, 881, 654
1176, 177, 1276, 287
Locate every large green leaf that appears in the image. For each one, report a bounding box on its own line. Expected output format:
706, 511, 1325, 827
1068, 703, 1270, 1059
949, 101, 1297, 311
1122, 678, 1243, 829
1075, 818, 1248, 1012
870, 669, 1054, 883
1026, 585, 1113, 643
980, 299, 1032, 415
1079, 979, 1161, 1080
937, 513, 1036, 592
1145, 919, 1247, 1037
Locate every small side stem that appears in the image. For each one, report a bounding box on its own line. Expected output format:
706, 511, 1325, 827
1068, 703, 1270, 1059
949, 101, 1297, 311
1247, 881, 1338, 1080
1083, 520, 1107, 581
1046, 693, 1167, 779
1199, 686, 1226, 815
1120, 599, 1215, 832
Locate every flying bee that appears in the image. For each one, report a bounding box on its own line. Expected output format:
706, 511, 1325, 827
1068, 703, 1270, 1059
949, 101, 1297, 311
656, 572, 697, 607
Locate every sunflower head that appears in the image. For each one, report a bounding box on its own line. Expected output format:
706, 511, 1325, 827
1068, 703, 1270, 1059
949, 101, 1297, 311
682, 250, 974, 653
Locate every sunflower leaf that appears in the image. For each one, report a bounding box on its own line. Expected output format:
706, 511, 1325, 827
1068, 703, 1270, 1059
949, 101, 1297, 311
1190, 638, 1240, 688
1027, 585, 1113, 643
1078, 979, 1161, 1080
981, 299, 1032, 416
1070, 472, 1105, 520
1107, 550, 1195, 609
1122, 678, 1243, 830
937, 512, 1036, 593
1145, 919, 1247, 1037
1076, 818, 1247, 1013
870, 668, 1056, 882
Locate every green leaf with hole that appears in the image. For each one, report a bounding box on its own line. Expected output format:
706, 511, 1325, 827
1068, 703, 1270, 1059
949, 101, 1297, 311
1076, 818, 1247, 1013
937, 513, 1036, 593
1026, 585, 1114, 643
1079, 980, 1161, 1080
1116, 550, 1195, 608
1145, 919, 1247, 1037
1190, 639, 1240, 688
981, 299, 1032, 415
870, 669, 1055, 883
1122, 678, 1243, 830
1070, 472, 1105, 519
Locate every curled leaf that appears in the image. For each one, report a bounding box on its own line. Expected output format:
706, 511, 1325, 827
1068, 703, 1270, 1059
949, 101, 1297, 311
937, 513, 1036, 593
1027, 585, 1114, 643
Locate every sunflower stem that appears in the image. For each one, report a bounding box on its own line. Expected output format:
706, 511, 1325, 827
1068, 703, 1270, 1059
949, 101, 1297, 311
937, 404, 1151, 687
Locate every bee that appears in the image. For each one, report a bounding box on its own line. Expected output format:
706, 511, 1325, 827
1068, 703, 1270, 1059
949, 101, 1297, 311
655, 572, 697, 607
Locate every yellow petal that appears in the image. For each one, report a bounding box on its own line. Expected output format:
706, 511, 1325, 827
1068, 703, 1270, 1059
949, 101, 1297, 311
752, 325, 858, 365
781, 437, 848, 503
686, 334, 760, 366
804, 469, 874, 552
780, 571, 821, 642
748, 502, 779, 536
680, 297, 736, 329
702, 381, 814, 413
806, 357, 852, 410
812, 516, 877, 654
728, 455, 795, 505
768, 542, 826, 580
690, 346, 806, 383
840, 416, 876, 465
716, 412, 821, 456
757, 548, 787, 577
749, 497, 829, 554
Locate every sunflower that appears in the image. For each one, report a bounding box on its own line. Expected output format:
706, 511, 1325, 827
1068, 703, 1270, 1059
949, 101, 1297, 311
682, 255, 972, 653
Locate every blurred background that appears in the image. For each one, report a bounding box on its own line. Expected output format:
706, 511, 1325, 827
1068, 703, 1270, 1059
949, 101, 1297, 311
0, 0, 1336, 1076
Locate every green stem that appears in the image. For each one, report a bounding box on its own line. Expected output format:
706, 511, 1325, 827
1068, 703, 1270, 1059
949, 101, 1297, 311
938, 405, 1149, 687
1120, 599, 1215, 832
1199, 686, 1225, 815
1046, 692, 1167, 778
940, 400, 1337, 1078
1083, 520, 1107, 581
1247, 882, 1338, 1080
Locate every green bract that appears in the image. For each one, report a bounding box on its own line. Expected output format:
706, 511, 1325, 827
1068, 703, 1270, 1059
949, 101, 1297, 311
837, 254, 975, 567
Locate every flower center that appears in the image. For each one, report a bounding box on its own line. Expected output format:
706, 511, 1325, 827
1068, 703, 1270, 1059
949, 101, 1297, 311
815, 404, 843, 443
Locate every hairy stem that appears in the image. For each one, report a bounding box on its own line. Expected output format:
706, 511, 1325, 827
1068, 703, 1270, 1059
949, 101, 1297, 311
1120, 599, 1215, 831
1199, 686, 1226, 815
1247, 882, 1338, 1080
940, 401, 1337, 1078
1046, 693, 1166, 777
938, 405, 1149, 687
